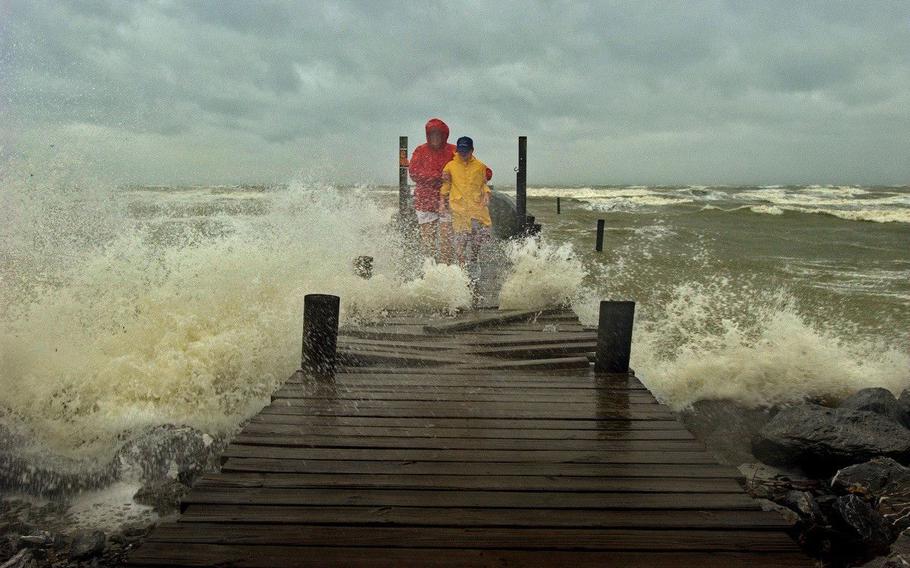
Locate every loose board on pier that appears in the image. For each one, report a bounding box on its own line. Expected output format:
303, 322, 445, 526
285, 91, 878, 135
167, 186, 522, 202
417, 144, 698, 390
127, 310, 811, 567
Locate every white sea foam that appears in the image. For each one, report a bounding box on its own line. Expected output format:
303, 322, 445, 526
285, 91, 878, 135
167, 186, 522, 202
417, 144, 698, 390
1, 160, 472, 465
498, 238, 587, 310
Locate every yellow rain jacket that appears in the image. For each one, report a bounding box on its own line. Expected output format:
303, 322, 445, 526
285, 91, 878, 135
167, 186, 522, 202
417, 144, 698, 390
441, 155, 493, 231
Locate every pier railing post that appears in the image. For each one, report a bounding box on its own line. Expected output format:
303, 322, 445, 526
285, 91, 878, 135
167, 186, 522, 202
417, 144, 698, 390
516, 136, 527, 232
595, 300, 635, 374
302, 294, 340, 378
595, 219, 605, 252
399, 136, 409, 219
557, 197, 561, 214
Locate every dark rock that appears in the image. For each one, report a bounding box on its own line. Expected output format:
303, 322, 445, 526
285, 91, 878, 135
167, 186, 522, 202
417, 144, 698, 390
834, 494, 893, 554
833, 458, 910, 533
738, 462, 818, 501
680, 400, 778, 465
69, 529, 105, 559
832, 458, 910, 497
753, 403, 910, 472
782, 490, 827, 525
115, 425, 221, 485
133, 479, 190, 513
841, 388, 910, 428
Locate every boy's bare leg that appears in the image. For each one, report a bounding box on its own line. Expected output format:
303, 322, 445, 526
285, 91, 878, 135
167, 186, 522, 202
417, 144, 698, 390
438, 222, 453, 264
454, 232, 469, 267
418, 221, 438, 260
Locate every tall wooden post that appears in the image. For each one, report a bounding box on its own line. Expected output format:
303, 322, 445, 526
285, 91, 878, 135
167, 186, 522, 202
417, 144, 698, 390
595, 219, 605, 252
516, 136, 527, 232
595, 301, 635, 373
301, 294, 340, 378
398, 136, 409, 219
557, 197, 561, 214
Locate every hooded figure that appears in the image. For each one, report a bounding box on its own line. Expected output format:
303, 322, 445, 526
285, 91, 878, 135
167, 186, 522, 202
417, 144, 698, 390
408, 118, 455, 214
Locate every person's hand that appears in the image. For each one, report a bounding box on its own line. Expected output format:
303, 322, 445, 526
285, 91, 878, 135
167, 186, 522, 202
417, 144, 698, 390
441, 171, 452, 182
481, 192, 491, 207
439, 198, 448, 213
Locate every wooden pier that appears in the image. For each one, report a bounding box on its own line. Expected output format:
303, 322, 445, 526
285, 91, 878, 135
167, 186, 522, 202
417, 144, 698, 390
127, 309, 811, 567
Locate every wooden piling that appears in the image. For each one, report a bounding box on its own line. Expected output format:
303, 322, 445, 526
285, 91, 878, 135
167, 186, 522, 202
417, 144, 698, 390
595, 300, 635, 373
595, 219, 605, 252
557, 197, 561, 214
398, 136, 409, 219
516, 136, 527, 231
301, 294, 340, 377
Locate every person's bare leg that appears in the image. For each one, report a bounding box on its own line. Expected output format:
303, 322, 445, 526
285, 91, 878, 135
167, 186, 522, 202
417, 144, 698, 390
454, 233, 468, 267
438, 222, 453, 264
418, 221, 437, 259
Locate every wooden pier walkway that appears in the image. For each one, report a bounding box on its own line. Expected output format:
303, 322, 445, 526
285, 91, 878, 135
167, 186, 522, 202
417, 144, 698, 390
127, 309, 811, 567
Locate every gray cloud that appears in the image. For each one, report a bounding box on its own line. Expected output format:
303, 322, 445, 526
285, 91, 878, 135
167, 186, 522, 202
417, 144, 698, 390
2, 0, 909, 185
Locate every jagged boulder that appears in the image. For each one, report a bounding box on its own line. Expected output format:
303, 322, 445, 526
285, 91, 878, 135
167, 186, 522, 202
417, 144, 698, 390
841, 388, 910, 429
834, 494, 893, 555
833, 458, 910, 497
781, 490, 827, 525
115, 425, 221, 485
833, 458, 910, 534
753, 404, 910, 472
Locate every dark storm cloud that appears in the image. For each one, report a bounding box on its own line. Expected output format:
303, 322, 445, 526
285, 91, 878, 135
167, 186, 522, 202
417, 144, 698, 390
3, 0, 909, 184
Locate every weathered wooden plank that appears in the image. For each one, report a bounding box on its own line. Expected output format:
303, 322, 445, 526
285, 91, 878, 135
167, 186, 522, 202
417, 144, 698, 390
179, 488, 760, 510
272, 389, 659, 403
195, 473, 743, 493
423, 309, 559, 334
177, 504, 792, 529
127, 543, 811, 567
144, 524, 802, 552
249, 415, 689, 431
258, 405, 674, 420
239, 423, 695, 440
287, 378, 649, 391
229, 435, 706, 452
220, 446, 721, 464
268, 398, 665, 411
220, 459, 743, 478
469, 342, 597, 358
457, 356, 592, 370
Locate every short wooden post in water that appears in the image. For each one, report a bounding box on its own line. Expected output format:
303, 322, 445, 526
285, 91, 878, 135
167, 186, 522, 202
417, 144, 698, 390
595, 219, 605, 251
595, 300, 635, 373
557, 197, 561, 214
301, 294, 340, 378
353, 256, 373, 279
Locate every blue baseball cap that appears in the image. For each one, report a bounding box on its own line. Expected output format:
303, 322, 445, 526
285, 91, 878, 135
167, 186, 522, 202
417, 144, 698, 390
456, 136, 473, 153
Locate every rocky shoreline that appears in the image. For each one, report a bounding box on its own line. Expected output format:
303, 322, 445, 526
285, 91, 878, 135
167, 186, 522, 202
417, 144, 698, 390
683, 387, 910, 567
1, 425, 226, 568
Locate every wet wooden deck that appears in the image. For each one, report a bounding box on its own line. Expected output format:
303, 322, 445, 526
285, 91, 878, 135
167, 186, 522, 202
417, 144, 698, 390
127, 310, 811, 567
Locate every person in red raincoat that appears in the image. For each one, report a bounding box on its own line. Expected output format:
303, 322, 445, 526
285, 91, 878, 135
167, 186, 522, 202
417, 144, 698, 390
408, 118, 491, 264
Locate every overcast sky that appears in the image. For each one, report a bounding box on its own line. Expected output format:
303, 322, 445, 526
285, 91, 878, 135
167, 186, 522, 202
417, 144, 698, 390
2, 0, 909, 186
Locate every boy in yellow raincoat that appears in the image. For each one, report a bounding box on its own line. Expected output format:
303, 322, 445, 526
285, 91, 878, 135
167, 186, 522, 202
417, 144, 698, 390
439, 136, 492, 267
